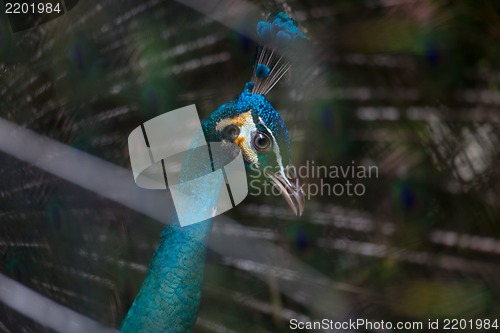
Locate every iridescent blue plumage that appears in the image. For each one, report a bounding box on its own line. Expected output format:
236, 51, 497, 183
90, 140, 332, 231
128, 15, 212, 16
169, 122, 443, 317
121, 221, 212, 332
203, 82, 291, 168
255, 63, 271, 78
256, 12, 307, 45
121, 12, 306, 333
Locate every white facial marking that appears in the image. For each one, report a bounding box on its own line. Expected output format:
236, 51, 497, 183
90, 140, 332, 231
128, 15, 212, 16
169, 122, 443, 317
215, 111, 259, 165
257, 117, 292, 187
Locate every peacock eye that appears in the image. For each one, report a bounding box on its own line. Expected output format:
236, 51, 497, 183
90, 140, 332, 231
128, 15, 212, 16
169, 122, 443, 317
252, 131, 272, 151
223, 124, 240, 141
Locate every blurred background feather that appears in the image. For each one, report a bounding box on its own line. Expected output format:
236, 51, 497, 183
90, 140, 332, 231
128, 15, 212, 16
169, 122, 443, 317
0, 0, 499, 332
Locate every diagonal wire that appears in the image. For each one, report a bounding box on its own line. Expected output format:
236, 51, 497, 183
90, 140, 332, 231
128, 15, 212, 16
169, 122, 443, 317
0, 273, 118, 333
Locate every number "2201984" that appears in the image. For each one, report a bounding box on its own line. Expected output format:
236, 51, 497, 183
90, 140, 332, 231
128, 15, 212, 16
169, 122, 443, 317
5, 2, 62, 14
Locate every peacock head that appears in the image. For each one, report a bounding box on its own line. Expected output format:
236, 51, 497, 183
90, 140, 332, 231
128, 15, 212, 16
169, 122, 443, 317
203, 82, 304, 215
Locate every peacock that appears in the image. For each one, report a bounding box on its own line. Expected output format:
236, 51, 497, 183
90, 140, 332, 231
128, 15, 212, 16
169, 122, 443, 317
0, 1, 318, 331
120, 12, 307, 332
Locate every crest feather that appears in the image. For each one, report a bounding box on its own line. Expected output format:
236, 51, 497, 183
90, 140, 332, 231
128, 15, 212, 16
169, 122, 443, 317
251, 12, 308, 95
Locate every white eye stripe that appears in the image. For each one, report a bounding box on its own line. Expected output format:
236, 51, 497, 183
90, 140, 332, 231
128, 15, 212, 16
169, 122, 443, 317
215, 111, 260, 165
215, 111, 252, 132
257, 117, 291, 187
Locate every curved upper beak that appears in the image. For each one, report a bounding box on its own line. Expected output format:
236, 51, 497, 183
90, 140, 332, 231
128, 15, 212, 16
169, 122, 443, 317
264, 165, 305, 216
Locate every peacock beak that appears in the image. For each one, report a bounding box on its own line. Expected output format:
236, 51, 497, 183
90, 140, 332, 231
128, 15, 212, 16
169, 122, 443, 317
264, 165, 305, 216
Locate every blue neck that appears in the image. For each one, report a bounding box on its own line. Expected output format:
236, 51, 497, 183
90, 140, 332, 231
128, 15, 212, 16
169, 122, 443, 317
120, 219, 212, 332
121, 98, 248, 332
121, 119, 219, 332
